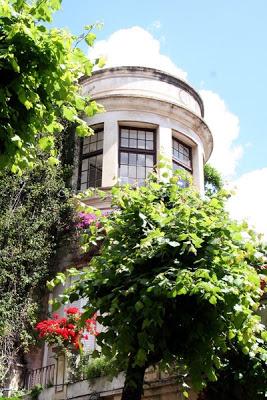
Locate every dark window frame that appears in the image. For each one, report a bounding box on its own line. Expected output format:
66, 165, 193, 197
78, 127, 104, 190
119, 126, 157, 185
172, 136, 193, 173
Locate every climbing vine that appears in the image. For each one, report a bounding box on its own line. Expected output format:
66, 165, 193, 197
0, 137, 77, 384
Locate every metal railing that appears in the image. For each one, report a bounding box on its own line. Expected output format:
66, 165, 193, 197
24, 364, 55, 390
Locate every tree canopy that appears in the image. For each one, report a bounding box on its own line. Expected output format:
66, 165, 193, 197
0, 0, 103, 173
53, 168, 267, 400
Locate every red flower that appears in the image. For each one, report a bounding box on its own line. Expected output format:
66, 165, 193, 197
65, 307, 80, 315
35, 309, 98, 352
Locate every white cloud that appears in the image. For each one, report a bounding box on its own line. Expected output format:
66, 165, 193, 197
89, 26, 187, 80
200, 90, 243, 177
227, 168, 267, 240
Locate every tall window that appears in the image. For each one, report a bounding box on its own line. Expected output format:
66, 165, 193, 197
172, 137, 192, 172
79, 128, 103, 190
119, 127, 156, 186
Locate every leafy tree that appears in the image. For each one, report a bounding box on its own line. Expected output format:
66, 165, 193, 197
204, 163, 223, 195
53, 168, 267, 400
0, 0, 103, 173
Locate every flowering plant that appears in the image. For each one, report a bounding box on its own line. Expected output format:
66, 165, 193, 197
35, 307, 99, 352
77, 212, 97, 229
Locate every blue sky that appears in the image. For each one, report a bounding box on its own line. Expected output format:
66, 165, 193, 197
51, 1, 267, 237
52, 0, 267, 176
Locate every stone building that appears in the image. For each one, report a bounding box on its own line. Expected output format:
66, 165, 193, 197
24, 66, 213, 400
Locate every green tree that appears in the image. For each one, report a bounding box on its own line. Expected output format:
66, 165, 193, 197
52, 169, 267, 400
204, 163, 223, 195
0, 0, 103, 173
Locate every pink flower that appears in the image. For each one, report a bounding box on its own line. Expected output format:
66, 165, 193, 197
77, 212, 97, 229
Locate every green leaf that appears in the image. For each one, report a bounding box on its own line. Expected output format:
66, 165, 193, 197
85, 32, 96, 46
96, 56, 106, 68
48, 156, 59, 166
76, 123, 89, 137
135, 301, 144, 312
10, 57, 20, 72
62, 105, 76, 121
39, 136, 54, 151
135, 348, 147, 366
209, 295, 217, 305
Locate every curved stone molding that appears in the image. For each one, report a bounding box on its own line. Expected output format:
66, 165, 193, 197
81, 66, 204, 118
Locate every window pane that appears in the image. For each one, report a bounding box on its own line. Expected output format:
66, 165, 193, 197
146, 155, 154, 167
83, 145, 89, 154
137, 154, 145, 166
138, 139, 145, 149
129, 165, 136, 178
129, 130, 137, 139
146, 140, 154, 150
89, 142, 96, 152
120, 165, 128, 177
129, 139, 137, 148
146, 131, 154, 140
129, 153, 137, 165
81, 171, 87, 183
84, 137, 90, 146
138, 131, 145, 140
121, 138, 128, 147
97, 141, 102, 150
137, 166, 145, 178
121, 152, 128, 164
121, 129, 129, 138
82, 159, 88, 171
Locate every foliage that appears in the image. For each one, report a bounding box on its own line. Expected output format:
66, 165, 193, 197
204, 164, 223, 195
36, 307, 98, 351
52, 167, 267, 399
0, 150, 76, 384
67, 352, 118, 382
29, 384, 43, 400
198, 346, 267, 400
0, 0, 104, 173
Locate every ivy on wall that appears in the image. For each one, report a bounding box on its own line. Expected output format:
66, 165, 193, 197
0, 133, 77, 384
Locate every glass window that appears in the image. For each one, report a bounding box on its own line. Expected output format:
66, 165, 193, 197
172, 137, 192, 172
119, 127, 156, 185
79, 128, 103, 189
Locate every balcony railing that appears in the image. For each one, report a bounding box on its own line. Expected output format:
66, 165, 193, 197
24, 364, 55, 390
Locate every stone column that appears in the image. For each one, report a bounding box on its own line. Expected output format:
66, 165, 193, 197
102, 119, 119, 187
157, 126, 172, 179
192, 144, 204, 196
